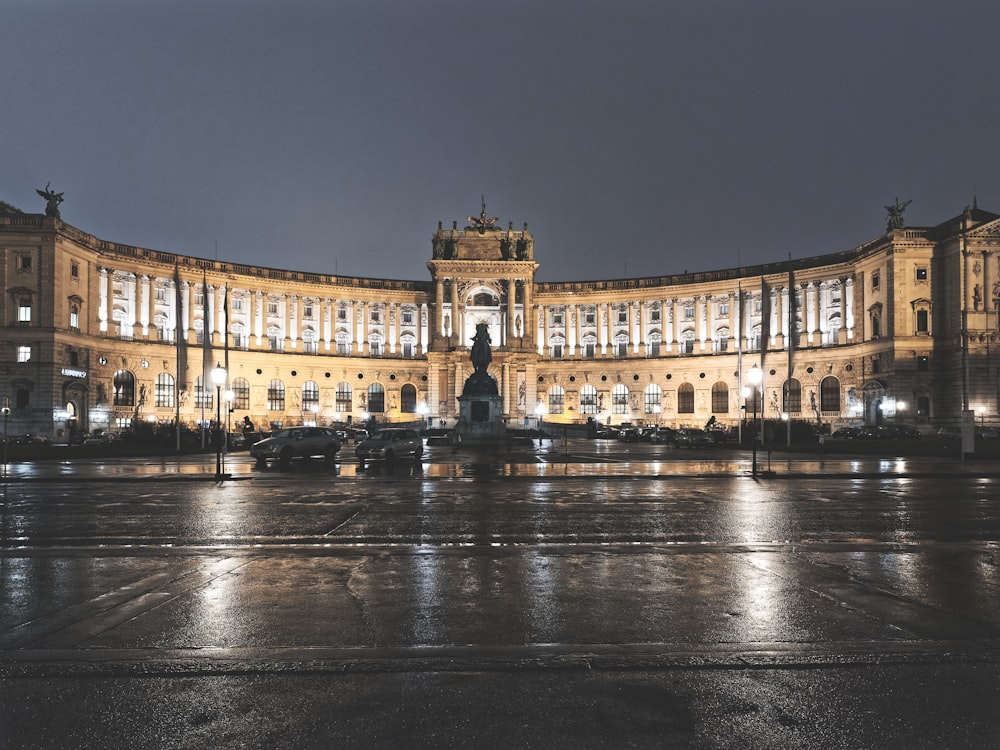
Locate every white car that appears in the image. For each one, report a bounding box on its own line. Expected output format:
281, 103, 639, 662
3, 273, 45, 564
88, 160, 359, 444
355, 428, 424, 464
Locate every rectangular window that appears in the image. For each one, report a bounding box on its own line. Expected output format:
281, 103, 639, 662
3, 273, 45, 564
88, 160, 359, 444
18, 301, 31, 323
618, 307, 628, 324
585, 310, 595, 326
719, 303, 729, 317
916, 309, 929, 333
548, 390, 564, 415
71, 262, 79, 278
552, 311, 563, 326
370, 341, 381, 356
551, 344, 563, 358
337, 340, 350, 355
338, 307, 347, 321
651, 307, 661, 323
917, 355, 929, 371
916, 395, 930, 416
268, 335, 283, 352
402, 310, 414, 325
402, 342, 413, 358
19, 255, 32, 270
684, 306, 695, 319
915, 267, 927, 281
155, 286, 166, 302
69, 309, 79, 329
615, 342, 628, 358
872, 271, 880, 290
233, 381, 249, 410
16, 388, 29, 409
194, 290, 205, 308
268, 301, 279, 315
648, 341, 660, 357
583, 343, 595, 358
17, 345, 31, 362
371, 309, 381, 324
304, 303, 314, 319
335, 384, 352, 412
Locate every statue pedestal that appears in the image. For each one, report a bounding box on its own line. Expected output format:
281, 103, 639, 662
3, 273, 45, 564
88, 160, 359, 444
454, 394, 508, 446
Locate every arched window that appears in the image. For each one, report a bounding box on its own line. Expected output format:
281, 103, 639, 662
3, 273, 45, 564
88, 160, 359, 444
232, 377, 250, 410
368, 382, 385, 413
302, 381, 319, 413
267, 379, 285, 411
820, 376, 841, 412
155, 372, 174, 408
783, 378, 802, 414
400, 384, 417, 413
580, 384, 598, 414
335, 382, 352, 413
113, 370, 136, 407
711, 382, 729, 413
612, 383, 629, 415
678, 382, 695, 414
644, 383, 662, 414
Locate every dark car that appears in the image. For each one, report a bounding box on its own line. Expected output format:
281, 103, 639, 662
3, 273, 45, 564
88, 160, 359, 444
617, 426, 640, 443
355, 428, 424, 464
649, 427, 677, 445
674, 428, 714, 448
250, 427, 341, 468
831, 427, 859, 439
884, 424, 921, 439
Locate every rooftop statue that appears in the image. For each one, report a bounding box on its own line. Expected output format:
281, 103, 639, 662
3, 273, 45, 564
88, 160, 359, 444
885, 197, 911, 231
36, 182, 64, 218
467, 195, 499, 234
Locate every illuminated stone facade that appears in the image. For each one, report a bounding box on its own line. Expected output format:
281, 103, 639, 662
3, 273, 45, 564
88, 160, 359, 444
2, 196, 998, 440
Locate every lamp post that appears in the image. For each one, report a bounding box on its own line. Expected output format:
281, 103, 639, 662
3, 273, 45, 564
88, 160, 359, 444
223, 388, 234, 473
2, 398, 10, 482
747, 364, 763, 477
417, 401, 429, 433
210, 363, 227, 480
534, 402, 547, 447
896, 400, 907, 425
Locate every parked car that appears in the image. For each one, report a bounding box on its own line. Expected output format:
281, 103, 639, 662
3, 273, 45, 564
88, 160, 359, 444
674, 428, 714, 448
14, 434, 51, 446
884, 424, 921, 439
82, 431, 118, 446
648, 427, 677, 445
250, 427, 341, 467
831, 427, 860, 439
355, 428, 424, 464
617, 426, 640, 443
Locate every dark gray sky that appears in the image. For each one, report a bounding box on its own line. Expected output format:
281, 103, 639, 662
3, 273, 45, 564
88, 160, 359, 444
3, 0, 997, 282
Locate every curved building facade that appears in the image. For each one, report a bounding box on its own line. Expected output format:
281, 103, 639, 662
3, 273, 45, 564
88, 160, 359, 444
2, 196, 998, 440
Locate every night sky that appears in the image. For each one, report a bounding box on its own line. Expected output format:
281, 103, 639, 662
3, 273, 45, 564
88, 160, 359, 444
3, 0, 997, 282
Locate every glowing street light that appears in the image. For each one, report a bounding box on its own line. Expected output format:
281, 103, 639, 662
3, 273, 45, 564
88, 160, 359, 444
417, 401, 429, 432
210, 363, 228, 480
747, 364, 763, 477
534, 401, 547, 446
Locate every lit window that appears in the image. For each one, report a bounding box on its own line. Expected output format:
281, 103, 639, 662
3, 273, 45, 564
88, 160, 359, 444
18, 300, 31, 322
17, 345, 31, 362
69, 306, 79, 329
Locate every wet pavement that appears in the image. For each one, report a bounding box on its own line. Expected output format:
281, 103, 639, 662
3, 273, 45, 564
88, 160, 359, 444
1, 442, 999, 748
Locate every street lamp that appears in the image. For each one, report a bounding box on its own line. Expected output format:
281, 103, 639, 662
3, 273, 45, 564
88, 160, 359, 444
896, 400, 907, 424
534, 401, 547, 446
747, 364, 763, 477
417, 401, 429, 433
1, 397, 10, 482
210, 363, 227, 480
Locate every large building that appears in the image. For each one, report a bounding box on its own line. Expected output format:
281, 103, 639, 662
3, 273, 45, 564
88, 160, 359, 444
1, 193, 998, 441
